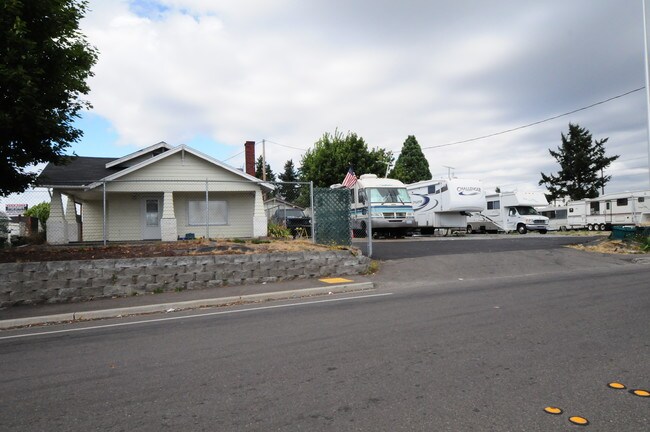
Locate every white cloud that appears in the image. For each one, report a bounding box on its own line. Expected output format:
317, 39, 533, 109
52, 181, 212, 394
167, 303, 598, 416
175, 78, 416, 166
79, 0, 650, 192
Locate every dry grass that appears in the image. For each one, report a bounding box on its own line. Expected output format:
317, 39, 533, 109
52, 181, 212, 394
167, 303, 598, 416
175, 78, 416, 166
569, 238, 647, 255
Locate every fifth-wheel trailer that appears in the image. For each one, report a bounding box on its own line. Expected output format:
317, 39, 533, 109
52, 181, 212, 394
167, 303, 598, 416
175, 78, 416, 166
406, 178, 484, 234
539, 190, 650, 231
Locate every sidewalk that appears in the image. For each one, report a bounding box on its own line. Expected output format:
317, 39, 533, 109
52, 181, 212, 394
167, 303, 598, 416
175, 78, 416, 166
0, 275, 375, 329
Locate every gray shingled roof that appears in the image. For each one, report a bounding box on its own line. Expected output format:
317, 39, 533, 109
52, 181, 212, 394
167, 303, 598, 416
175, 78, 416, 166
37, 156, 120, 187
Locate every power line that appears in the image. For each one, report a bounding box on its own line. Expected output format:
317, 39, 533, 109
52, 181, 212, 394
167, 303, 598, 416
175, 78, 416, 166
421, 86, 646, 150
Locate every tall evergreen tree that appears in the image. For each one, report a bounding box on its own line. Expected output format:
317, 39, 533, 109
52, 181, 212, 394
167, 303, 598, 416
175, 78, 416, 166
278, 159, 300, 202
389, 135, 431, 184
539, 123, 619, 201
1, 0, 98, 195
254, 155, 276, 182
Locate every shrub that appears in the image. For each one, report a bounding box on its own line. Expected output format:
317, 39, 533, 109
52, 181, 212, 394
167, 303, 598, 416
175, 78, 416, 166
268, 223, 292, 238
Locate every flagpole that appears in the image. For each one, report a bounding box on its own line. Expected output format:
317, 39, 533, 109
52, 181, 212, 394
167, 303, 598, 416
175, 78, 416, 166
643, 0, 650, 187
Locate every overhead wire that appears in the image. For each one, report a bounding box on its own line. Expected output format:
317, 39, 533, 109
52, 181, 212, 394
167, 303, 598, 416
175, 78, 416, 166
421, 86, 646, 150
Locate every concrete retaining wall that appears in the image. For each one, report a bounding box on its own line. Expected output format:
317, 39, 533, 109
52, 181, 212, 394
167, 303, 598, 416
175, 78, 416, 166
0, 251, 371, 307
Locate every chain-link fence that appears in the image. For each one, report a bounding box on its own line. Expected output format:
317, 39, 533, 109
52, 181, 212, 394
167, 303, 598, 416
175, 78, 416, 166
1, 180, 377, 253
0, 189, 52, 246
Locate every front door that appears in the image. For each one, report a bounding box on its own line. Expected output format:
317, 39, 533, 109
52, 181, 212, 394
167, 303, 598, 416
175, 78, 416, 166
142, 198, 162, 240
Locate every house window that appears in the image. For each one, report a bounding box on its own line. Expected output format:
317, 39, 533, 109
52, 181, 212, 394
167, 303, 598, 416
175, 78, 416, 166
616, 198, 628, 207
487, 200, 500, 210
188, 200, 227, 225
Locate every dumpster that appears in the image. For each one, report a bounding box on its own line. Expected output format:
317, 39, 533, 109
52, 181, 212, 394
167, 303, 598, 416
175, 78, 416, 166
609, 226, 648, 240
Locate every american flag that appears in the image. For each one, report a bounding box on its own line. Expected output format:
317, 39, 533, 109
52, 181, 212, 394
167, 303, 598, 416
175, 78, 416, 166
342, 167, 357, 188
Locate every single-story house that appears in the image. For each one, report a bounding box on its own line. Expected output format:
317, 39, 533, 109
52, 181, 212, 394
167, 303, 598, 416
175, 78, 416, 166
37, 142, 273, 244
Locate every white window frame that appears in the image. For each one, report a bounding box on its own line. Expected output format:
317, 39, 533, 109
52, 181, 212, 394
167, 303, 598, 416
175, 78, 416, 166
188, 200, 228, 226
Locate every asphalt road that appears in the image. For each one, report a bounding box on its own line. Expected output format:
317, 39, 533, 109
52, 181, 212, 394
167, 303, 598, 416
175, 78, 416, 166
353, 233, 603, 260
1, 237, 648, 431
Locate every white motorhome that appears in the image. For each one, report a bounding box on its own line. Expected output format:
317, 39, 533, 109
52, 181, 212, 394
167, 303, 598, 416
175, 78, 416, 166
467, 190, 550, 234
340, 174, 416, 237
541, 190, 650, 231
406, 178, 484, 234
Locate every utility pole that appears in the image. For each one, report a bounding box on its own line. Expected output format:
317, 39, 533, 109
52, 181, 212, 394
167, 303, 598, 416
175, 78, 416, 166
643, 0, 650, 187
262, 139, 267, 181
442, 165, 455, 179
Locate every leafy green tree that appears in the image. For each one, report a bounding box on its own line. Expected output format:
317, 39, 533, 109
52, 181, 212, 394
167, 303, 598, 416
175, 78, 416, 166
1, 0, 98, 196
25, 202, 50, 230
539, 123, 619, 201
278, 159, 300, 202
389, 135, 431, 183
300, 130, 393, 188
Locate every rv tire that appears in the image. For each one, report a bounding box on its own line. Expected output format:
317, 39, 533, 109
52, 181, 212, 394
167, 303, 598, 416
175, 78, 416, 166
599, 223, 606, 231
466, 225, 473, 234
587, 224, 594, 231
516, 224, 527, 234
539, 229, 547, 234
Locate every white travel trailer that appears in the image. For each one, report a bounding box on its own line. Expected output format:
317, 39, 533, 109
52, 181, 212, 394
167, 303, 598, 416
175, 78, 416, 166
467, 190, 550, 234
541, 190, 650, 231
538, 206, 570, 231
406, 178, 484, 234
334, 174, 416, 237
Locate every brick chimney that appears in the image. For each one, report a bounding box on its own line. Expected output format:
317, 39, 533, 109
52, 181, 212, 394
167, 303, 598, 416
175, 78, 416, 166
244, 140, 255, 176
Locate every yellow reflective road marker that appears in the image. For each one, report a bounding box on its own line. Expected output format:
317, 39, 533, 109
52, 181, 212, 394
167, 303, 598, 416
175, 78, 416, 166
630, 389, 650, 398
569, 416, 589, 426
607, 382, 627, 390
319, 277, 353, 284
543, 406, 563, 415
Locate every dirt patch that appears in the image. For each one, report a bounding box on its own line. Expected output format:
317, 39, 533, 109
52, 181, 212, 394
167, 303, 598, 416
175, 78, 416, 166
0, 239, 349, 263
568, 238, 647, 255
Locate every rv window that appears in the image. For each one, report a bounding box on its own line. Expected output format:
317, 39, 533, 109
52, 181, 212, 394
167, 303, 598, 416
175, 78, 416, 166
358, 190, 365, 204
440, 185, 448, 193
367, 188, 411, 204
508, 208, 517, 216
590, 202, 600, 215
556, 209, 567, 219
569, 208, 574, 213
542, 211, 555, 219
616, 198, 628, 206
639, 197, 645, 203
487, 200, 500, 210
606, 202, 610, 210
427, 185, 436, 194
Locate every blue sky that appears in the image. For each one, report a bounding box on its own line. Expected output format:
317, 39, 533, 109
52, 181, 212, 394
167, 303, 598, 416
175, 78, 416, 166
54, 0, 650, 193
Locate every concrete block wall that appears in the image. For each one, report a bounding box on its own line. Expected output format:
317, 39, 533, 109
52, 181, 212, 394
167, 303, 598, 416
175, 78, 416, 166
0, 251, 371, 307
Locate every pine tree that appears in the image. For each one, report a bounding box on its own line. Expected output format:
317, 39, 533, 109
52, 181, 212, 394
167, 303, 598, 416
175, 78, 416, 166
539, 123, 618, 201
389, 135, 431, 184
278, 159, 300, 202
254, 156, 276, 182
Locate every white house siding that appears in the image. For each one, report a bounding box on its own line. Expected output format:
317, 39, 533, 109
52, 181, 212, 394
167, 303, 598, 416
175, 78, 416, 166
81, 200, 105, 241
72, 151, 269, 242
174, 192, 255, 238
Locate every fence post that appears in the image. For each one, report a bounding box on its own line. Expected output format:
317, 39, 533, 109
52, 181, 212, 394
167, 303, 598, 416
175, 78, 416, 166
367, 199, 372, 257
310, 181, 315, 243
205, 179, 209, 239
102, 181, 107, 246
